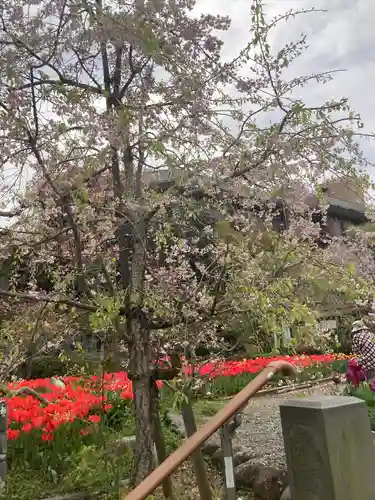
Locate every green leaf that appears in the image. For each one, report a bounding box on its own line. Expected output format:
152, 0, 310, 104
57, 122, 68, 134
215, 220, 244, 243
152, 141, 165, 153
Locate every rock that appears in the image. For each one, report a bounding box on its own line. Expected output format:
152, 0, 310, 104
117, 435, 137, 451
166, 412, 186, 437
234, 461, 262, 488
210, 449, 225, 466
234, 461, 287, 500
211, 447, 258, 467
233, 448, 260, 467
252, 467, 288, 500
105, 436, 158, 465
280, 486, 291, 500
201, 439, 221, 456
50, 377, 66, 389
198, 429, 259, 468
167, 411, 223, 442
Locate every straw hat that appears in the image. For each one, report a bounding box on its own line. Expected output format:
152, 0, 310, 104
351, 320, 369, 333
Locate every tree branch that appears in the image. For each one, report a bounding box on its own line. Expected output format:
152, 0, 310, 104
15, 79, 102, 94
0, 289, 97, 312
0, 209, 21, 218
118, 48, 150, 100
210, 243, 229, 316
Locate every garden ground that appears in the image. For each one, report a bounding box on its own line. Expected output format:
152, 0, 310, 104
195, 379, 343, 471
146, 380, 343, 500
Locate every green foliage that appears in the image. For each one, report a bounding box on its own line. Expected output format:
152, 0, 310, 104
89, 296, 123, 331
192, 399, 224, 418
62, 444, 132, 494
346, 383, 375, 407
5, 445, 133, 500
20, 356, 68, 379
103, 394, 135, 432
18, 352, 115, 380
335, 314, 360, 354
221, 227, 369, 352
345, 382, 375, 430
191, 399, 227, 426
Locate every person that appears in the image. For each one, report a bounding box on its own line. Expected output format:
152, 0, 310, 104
351, 320, 375, 380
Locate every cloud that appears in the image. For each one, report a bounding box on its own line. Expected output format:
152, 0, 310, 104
195, 0, 375, 164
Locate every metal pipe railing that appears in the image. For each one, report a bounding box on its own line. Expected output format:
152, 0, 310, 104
124, 360, 296, 500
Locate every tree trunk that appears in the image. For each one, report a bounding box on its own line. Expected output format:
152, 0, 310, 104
25, 348, 33, 379
130, 319, 155, 484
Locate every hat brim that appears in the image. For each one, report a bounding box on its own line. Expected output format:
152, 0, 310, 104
352, 326, 369, 333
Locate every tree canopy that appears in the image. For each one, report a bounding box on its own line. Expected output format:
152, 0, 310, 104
0, 0, 373, 481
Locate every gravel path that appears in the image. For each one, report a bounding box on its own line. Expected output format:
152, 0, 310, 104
228, 382, 343, 470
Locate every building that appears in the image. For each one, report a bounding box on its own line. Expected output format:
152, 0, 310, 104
311, 177, 367, 238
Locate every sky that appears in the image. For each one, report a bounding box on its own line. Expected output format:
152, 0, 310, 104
194, 0, 375, 167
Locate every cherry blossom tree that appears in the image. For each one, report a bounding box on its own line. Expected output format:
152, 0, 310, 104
0, 0, 373, 482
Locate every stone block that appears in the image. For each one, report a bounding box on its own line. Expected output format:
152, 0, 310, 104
280, 396, 375, 500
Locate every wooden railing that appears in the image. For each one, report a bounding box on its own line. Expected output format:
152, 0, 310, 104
124, 360, 296, 500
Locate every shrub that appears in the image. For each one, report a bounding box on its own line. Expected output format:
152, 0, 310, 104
345, 382, 375, 431
18, 355, 68, 379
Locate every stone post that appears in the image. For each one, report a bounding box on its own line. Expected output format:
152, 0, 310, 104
280, 395, 375, 500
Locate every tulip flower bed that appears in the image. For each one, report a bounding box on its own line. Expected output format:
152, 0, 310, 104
5, 374, 136, 500
199, 354, 349, 396
7, 372, 134, 442
4, 354, 348, 500
6, 354, 348, 443
6, 354, 348, 442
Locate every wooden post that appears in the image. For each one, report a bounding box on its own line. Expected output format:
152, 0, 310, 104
181, 396, 212, 500
220, 425, 235, 500
151, 383, 174, 499
220, 413, 242, 500
0, 400, 7, 490
280, 395, 375, 500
